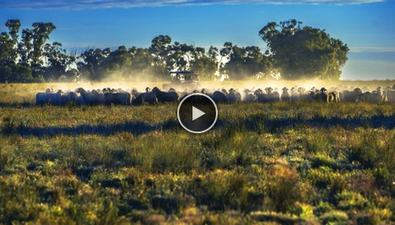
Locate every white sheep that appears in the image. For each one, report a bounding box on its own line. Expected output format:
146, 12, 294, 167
281, 87, 290, 102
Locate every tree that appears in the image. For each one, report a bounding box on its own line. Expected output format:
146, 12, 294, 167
99, 45, 132, 79
259, 19, 349, 80
31, 22, 56, 68
130, 48, 151, 72
18, 28, 34, 65
5, 19, 21, 63
0, 32, 13, 65
0, 64, 12, 83
190, 56, 217, 80
166, 42, 196, 71
187, 47, 216, 80
224, 45, 271, 80
0, 19, 73, 82
42, 42, 75, 81
11, 63, 36, 82
0, 20, 39, 83
0, 30, 14, 82
130, 47, 162, 81
149, 35, 172, 78
208, 46, 218, 61
78, 48, 110, 81
219, 42, 233, 67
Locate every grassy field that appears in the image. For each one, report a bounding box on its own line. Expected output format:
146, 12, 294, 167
0, 83, 394, 224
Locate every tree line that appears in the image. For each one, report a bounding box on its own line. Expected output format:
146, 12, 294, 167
0, 19, 349, 83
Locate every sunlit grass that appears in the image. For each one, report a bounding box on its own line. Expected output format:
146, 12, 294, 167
0, 83, 394, 224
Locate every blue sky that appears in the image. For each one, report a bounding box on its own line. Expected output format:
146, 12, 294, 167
0, 0, 394, 80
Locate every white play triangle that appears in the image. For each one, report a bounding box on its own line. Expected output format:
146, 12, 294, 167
192, 106, 205, 121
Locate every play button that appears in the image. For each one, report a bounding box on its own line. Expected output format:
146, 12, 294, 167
192, 106, 205, 121
177, 93, 218, 134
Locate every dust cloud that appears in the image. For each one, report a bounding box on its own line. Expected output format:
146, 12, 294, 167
35, 70, 395, 94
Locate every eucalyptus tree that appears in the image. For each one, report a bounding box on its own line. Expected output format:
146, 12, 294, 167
5, 19, 21, 63
31, 22, 56, 67
149, 35, 172, 77
224, 45, 271, 80
18, 28, 34, 65
78, 48, 111, 81
259, 19, 349, 80
42, 42, 75, 81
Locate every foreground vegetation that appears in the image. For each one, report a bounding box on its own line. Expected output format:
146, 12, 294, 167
0, 83, 394, 224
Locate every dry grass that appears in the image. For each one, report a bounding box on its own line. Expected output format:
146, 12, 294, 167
0, 82, 394, 224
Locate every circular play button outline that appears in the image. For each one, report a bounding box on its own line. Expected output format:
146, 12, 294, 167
177, 93, 218, 134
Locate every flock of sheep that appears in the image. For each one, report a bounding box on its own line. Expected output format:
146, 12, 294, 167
36, 85, 395, 106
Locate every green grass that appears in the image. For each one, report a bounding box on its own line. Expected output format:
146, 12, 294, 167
0, 83, 394, 224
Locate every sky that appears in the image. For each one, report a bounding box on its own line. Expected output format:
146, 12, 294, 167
0, 0, 394, 80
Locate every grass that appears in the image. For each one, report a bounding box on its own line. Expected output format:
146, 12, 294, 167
0, 82, 394, 224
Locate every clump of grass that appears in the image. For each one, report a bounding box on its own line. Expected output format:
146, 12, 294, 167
304, 128, 332, 154
348, 129, 381, 169
289, 202, 315, 219
346, 129, 395, 195
336, 190, 368, 211
198, 129, 263, 170
348, 128, 395, 170
319, 210, 349, 225
188, 170, 246, 211
124, 132, 200, 173
151, 194, 196, 214
0, 139, 14, 172
306, 166, 349, 199
263, 165, 313, 213
1, 116, 20, 135
349, 171, 376, 196
250, 211, 304, 224
202, 211, 245, 225
313, 201, 334, 218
